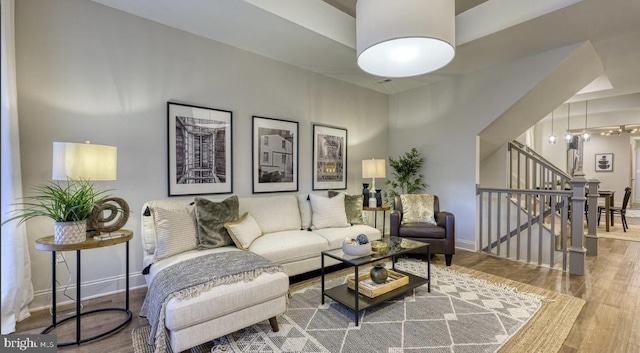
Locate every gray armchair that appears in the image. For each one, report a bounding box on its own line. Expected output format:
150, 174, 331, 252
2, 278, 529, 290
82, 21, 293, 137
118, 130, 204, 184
390, 195, 455, 266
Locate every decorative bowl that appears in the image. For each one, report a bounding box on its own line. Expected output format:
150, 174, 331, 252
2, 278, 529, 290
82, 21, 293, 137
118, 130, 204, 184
370, 240, 388, 254
342, 241, 372, 256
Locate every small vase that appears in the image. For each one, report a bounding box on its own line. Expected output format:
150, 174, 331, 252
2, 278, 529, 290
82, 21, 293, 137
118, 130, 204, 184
369, 264, 388, 284
362, 183, 370, 201
375, 189, 383, 207
54, 221, 87, 244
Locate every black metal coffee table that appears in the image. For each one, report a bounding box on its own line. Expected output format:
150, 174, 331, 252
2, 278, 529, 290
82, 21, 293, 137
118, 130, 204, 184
321, 237, 430, 326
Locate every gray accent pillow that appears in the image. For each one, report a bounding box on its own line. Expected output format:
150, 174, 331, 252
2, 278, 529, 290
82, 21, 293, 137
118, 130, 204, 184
194, 195, 239, 249
328, 191, 365, 225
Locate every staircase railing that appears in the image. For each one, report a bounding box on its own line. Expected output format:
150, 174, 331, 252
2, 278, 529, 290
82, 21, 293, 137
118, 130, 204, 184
509, 140, 572, 191
477, 187, 572, 271
476, 141, 596, 275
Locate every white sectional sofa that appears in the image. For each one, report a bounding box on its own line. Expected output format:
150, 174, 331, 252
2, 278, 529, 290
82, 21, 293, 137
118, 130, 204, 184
140, 193, 381, 352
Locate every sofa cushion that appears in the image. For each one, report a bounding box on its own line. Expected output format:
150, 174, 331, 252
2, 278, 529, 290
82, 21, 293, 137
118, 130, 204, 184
143, 200, 196, 255
152, 207, 199, 261
194, 196, 239, 249
313, 224, 382, 249
328, 191, 365, 225
248, 230, 329, 264
401, 194, 437, 225
399, 223, 446, 239
240, 195, 301, 233
296, 194, 312, 230
309, 193, 350, 229
224, 212, 263, 250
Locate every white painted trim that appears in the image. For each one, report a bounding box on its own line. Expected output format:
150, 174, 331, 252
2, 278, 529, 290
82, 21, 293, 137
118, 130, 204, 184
29, 272, 147, 312
455, 240, 476, 252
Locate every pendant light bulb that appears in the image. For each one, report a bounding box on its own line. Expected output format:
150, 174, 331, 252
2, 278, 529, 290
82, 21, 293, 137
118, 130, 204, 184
564, 103, 573, 143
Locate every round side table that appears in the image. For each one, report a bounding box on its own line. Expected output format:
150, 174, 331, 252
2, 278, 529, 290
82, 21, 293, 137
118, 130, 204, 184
34, 229, 133, 346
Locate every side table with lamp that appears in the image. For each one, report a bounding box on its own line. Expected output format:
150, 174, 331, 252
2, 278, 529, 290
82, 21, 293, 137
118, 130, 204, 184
45, 141, 131, 345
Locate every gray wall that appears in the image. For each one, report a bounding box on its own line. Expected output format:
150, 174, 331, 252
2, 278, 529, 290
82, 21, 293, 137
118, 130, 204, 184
15, 0, 388, 309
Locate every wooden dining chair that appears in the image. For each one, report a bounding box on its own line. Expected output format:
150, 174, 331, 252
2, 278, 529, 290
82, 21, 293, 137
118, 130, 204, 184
598, 187, 632, 232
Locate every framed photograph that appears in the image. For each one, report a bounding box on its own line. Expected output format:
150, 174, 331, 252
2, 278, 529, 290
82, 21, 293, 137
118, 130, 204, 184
252, 116, 299, 193
168, 102, 232, 196
595, 153, 614, 172
313, 124, 347, 190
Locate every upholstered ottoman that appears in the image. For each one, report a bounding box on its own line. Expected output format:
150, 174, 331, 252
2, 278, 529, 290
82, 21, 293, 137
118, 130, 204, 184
143, 248, 289, 353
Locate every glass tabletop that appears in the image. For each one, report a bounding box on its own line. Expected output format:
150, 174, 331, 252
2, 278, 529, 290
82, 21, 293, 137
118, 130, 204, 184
322, 237, 429, 266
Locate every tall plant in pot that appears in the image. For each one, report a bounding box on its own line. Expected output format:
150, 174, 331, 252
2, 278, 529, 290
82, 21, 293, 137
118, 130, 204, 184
384, 147, 427, 205
2, 179, 110, 244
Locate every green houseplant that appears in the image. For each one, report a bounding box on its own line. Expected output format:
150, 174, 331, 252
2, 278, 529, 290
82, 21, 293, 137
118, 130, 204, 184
384, 147, 427, 205
2, 179, 110, 244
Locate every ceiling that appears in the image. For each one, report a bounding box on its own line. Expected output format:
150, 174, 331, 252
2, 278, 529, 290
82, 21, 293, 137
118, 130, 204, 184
90, 0, 640, 101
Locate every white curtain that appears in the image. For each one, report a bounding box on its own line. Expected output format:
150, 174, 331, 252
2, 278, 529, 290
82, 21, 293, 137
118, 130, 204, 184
1, 0, 34, 334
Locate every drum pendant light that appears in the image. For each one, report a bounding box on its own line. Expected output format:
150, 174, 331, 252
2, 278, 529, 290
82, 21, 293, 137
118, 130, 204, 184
356, 0, 456, 78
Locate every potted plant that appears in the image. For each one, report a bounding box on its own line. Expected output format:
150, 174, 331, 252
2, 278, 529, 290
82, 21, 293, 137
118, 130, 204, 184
2, 179, 110, 244
384, 147, 427, 205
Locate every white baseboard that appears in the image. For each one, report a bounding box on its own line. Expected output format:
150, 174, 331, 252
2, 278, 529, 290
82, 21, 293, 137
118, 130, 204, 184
455, 240, 476, 251
30, 272, 147, 312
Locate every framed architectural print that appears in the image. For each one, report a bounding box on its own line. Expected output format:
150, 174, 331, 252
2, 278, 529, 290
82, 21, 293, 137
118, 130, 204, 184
167, 102, 232, 196
312, 124, 347, 190
252, 116, 299, 193
595, 153, 614, 172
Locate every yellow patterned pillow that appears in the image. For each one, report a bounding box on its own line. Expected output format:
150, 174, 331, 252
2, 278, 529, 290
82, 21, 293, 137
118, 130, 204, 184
400, 194, 437, 225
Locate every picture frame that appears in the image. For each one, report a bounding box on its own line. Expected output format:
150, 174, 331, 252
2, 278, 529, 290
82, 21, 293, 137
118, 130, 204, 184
595, 153, 614, 172
167, 102, 232, 196
312, 124, 347, 190
252, 116, 299, 193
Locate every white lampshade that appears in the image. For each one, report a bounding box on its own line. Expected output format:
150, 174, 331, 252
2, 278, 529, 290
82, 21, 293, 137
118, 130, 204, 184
52, 142, 117, 181
356, 0, 456, 78
362, 159, 386, 178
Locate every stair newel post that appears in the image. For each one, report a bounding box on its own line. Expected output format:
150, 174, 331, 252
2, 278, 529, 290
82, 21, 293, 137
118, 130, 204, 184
569, 172, 588, 275
586, 179, 601, 255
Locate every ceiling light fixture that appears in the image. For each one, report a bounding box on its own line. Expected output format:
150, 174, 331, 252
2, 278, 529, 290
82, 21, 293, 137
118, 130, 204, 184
548, 110, 557, 144
356, 0, 455, 78
565, 103, 573, 143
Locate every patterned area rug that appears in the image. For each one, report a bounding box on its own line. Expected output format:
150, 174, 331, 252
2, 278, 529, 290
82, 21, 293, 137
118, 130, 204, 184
132, 259, 561, 353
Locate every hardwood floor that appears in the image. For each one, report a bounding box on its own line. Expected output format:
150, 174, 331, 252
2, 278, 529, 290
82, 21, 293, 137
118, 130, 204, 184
14, 221, 640, 353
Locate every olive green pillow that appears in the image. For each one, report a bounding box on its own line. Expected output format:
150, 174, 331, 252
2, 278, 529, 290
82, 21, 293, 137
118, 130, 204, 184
328, 191, 365, 225
193, 195, 239, 249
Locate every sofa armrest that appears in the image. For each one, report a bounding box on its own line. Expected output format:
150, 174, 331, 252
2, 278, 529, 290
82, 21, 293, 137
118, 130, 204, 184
390, 210, 401, 237
435, 211, 455, 249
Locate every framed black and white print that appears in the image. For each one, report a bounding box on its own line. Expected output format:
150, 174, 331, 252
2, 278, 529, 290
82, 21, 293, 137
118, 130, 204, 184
312, 124, 347, 190
595, 153, 614, 172
168, 102, 232, 196
252, 116, 299, 193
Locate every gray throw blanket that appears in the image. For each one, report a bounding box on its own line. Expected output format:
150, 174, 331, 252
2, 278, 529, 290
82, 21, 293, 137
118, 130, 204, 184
140, 251, 283, 353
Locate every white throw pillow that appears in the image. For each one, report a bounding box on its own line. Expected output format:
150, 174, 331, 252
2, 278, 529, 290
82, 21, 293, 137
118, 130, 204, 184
309, 193, 350, 229
152, 207, 198, 261
224, 212, 263, 250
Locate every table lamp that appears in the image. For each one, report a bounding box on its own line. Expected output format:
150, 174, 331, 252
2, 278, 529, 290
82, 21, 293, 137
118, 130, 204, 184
362, 158, 386, 207
52, 141, 129, 235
